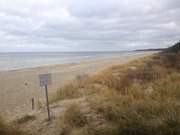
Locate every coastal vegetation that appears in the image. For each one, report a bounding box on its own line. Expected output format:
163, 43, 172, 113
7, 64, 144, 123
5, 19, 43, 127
54, 41, 180, 135
0, 41, 180, 135
0, 117, 25, 135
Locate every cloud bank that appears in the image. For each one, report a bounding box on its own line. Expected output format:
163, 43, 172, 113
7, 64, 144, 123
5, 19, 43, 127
0, 0, 180, 51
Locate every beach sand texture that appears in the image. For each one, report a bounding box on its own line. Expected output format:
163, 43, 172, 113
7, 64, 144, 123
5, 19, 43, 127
0, 52, 154, 120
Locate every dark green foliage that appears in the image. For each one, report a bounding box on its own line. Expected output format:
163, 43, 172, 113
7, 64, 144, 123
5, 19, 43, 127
166, 41, 180, 53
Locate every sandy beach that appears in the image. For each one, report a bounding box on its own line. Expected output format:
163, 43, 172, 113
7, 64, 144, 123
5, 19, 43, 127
0, 52, 154, 120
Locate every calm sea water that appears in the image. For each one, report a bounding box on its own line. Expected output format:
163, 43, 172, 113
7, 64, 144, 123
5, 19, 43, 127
0, 51, 134, 71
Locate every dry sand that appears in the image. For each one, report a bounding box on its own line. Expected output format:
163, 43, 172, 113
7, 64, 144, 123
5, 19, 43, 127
0, 52, 155, 120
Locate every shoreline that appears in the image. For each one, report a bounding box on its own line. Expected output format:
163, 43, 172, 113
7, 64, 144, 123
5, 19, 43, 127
0, 51, 156, 72
0, 51, 155, 120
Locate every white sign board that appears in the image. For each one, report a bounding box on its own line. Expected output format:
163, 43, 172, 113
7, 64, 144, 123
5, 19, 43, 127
39, 73, 52, 87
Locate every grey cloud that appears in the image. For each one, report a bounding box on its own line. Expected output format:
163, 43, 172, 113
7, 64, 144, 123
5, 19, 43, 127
0, 0, 179, 52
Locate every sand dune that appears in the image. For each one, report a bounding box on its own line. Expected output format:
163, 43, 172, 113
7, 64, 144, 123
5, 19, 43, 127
0, 52, 154, 120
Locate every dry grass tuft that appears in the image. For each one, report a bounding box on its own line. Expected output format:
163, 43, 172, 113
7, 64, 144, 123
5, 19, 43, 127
62, 103, 88, 128
15, 115, 36, 124
59, 103, 89, 135
0, 116, 27, 135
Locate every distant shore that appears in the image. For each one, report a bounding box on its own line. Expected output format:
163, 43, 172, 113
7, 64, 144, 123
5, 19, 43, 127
0, 51, 155, 121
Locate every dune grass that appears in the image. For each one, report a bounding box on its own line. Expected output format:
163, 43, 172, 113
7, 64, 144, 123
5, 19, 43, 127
0, 116, 26, 135
15, 115, 36, 124
59, 103, 88, 135
56, 51, 180, 135
1, 43, 180, 135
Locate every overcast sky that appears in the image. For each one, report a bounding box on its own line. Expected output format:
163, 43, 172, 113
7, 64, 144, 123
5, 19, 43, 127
0, 0, 180, 52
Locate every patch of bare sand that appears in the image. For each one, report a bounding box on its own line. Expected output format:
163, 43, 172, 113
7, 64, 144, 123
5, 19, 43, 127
15, 97, 105, 135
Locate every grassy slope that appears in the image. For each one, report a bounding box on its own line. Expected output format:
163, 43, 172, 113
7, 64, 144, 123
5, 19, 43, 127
1, 42, 180, 135
53, 42, 180, 135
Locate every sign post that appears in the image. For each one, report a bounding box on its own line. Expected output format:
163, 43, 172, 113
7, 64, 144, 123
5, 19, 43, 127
39, 73, 52, 121
32, 98, 35, 110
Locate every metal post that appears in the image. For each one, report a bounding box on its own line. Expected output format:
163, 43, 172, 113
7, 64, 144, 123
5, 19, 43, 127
32, 98, 35, 110
45, 85, 51, 121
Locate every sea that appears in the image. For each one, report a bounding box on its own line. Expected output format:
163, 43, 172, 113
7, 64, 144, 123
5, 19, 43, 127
0, 51, 138, 71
